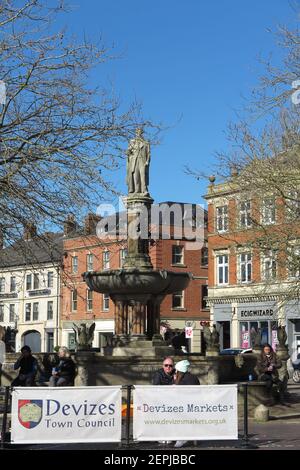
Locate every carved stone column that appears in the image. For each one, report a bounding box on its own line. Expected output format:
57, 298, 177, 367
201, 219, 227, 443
123, 196, 153, 271
276, 345, 290, 399
129, 301, 146, 335
147, 295, 164, 339
113, 298, 128, 336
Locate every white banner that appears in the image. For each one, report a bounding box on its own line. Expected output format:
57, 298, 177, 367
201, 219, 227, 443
133, 385, 238, 441
11, 386, 122, 444
185, 327, 193, 339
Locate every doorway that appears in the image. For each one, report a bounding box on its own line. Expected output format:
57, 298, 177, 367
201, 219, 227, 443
22, 330, 41, 352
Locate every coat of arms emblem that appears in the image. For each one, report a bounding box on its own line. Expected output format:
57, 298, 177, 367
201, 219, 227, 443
18, 399, 42, 429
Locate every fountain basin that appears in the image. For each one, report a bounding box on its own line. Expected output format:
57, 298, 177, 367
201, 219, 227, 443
83, 269, 192, 296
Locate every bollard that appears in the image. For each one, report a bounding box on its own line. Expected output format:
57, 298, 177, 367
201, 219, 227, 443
254, 404, 269, 422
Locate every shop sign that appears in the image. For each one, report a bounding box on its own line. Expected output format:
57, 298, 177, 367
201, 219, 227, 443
237, 303, 277, 321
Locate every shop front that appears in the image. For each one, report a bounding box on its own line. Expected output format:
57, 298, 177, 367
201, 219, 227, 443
211, 301, 280, 351
237, 302, 278, 350
212, 304, 232, 350
285, 301, 300, 361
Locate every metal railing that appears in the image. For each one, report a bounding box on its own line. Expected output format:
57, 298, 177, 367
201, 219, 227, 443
0, 383, 255, 449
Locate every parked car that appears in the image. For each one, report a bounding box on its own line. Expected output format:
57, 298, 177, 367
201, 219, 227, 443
219, 348, 253, 355
287, 357, 300, 383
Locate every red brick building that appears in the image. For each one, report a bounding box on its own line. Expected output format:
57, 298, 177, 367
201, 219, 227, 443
61, 206, 209, 352
205, 176, 300, 359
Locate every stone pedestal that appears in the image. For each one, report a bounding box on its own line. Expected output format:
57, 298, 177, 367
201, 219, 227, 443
74, 352, 95, 386
276, 346, 290, 398
205, 347, 220, 357
205, 357, 219, 384
252, 347, 262, 356
122, 194, 154, 271
105, 337, 174, 358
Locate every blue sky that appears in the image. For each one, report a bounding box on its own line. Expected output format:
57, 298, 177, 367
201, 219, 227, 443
60, 0, 297, 206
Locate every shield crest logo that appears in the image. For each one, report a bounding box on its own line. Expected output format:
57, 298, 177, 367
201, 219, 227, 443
18, 399, 43, 429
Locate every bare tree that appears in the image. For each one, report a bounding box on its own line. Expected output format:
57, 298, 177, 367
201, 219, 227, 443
186, 14, 300, 299
0, 0, 158, 260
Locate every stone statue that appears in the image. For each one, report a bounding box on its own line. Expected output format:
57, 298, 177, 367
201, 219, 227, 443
234, 354, 244, 368
0, 325, 5, 342
72, 322, 96, 351
251, 328, 261, 349
0, 325, 16, 352
276, 325, 287, 349
126, 128, 150, 195
203, 325, 220, 350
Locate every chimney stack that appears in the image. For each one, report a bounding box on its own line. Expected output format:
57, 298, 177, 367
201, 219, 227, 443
84, 213, 101, 235
24, 223, 37, 241
63, 215, 77, 236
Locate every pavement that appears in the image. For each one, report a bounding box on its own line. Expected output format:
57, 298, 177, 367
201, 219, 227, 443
2, 382, 300, 451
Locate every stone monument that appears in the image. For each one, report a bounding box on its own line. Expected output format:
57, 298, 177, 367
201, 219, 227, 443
83, 128, 191, 356
203, 325, 220, 356
275, 325, 289, 399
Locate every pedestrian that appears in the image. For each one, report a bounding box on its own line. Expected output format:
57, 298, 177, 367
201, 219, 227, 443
174, 359, 200, 386
49, 346, 76, 387
173, 359, 200, 448
152, 356, 175, 444
171, 330, 188, 354
152, 356, 175, 385
11, 345, 38, 387
255, 343, 284, 403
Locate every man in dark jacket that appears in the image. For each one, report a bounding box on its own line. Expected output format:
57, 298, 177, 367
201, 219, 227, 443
152, 357, 175, 445
12, 345, 37, 387
152, 357, 175, 385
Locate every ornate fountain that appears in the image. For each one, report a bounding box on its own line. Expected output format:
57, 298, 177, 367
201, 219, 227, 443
83, 128, 191, 356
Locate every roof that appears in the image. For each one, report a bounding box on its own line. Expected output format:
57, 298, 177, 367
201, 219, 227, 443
0, 232, 64, 269
64, 201, 207, 240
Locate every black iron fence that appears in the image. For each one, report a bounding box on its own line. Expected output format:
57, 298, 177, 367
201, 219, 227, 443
0, 383, 254, 449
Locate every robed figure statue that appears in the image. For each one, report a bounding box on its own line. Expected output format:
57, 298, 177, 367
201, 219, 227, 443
126, 128, 150, 195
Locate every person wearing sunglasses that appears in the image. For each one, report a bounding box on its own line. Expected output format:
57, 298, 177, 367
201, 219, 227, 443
152, 356, 175, 445
152, 357, 175, 385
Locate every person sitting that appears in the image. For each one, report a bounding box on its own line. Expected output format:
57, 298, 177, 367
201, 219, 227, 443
49, 346, 76, 387
174, 360, 200, 448
255, 343, 284, 403
152, 356, 175, 385
12, 345, 38, 387
152, 357, 175, 445
174, 359, 200, 386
